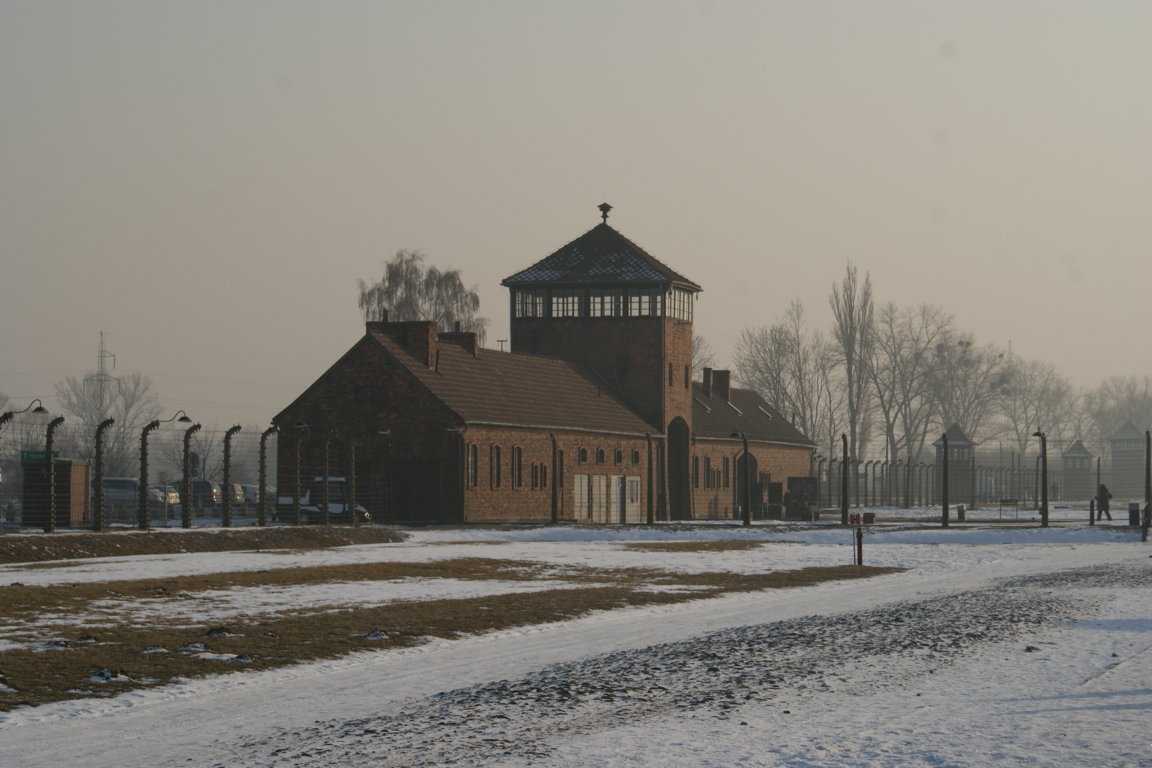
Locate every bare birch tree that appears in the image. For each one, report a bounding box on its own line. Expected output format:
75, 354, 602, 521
358, 250, 489, 344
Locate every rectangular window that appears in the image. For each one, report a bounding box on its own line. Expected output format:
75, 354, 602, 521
490, 445, 502, 488
467, 445, 478, 488
512, 446, 523, 488
557, 450, 564, 486
723, 457, 730, 489
542, 466, 548, 489
628, 288, 664, 317
588, 288, 624, 317
704, 457, 712, 489
513, 289, 547, 318
551, 289, 583, 317
531, 463, 539, 489
669, 288, 693, 322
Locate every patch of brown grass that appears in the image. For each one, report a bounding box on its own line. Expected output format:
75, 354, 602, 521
0, 526, 406, 565
0, 557, 900, 711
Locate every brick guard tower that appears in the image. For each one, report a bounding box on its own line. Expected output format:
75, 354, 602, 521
502, 204, 701, 518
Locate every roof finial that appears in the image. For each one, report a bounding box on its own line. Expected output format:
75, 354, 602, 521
598, 202, 612, 223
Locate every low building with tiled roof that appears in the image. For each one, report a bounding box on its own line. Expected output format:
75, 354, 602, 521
275, 205, 814, 524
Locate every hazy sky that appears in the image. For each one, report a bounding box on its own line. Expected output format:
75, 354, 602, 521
2, 1, 1150, 432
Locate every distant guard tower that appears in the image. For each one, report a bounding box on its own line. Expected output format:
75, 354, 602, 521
1108, 421, 1144, 499
1062, 440, 1093, 501
934, 424, 974, 507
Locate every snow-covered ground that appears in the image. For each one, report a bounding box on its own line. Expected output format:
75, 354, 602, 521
2, 513, 1150, 767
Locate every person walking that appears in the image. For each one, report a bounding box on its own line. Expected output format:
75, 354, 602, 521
1097, 483, 1113, 521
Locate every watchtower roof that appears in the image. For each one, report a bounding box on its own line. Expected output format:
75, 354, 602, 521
933, 423, 972, 447
502, 222, 701, 292
1108, 420, 1143, 442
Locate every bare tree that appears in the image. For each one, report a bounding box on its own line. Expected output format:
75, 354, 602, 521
868, 302, 953, 474
995, 357, 1075, 454
1082, 376, 1152, 449
829, 262, 875, 458
358, 250, 489, 344
926, 333, 1009, 443
692, 335, 718, 374
156, 426, 223, 485
54, 371, 161, 477
734, 300, 839, 447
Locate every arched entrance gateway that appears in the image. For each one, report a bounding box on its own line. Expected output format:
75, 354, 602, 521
667, 417, 691, 520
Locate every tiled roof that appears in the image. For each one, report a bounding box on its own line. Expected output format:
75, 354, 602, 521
368, 331, 655, 435
692, 384, 813, 447
502, 223, 702, 291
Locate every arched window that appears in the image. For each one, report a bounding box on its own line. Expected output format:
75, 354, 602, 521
466, 444, 478, 488
512, 446, 523, 488
490, 445, 502, 488
578, 447, 588, 463
596, 448, 606, 464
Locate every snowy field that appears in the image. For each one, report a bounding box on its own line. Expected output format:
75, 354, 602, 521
1, 512, 1150, 767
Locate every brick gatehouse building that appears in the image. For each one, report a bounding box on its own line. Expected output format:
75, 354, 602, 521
275, 206, 814, 524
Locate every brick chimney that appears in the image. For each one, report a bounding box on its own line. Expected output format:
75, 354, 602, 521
403, 323, 437, 368
365, 318, 438, 368
702, 367, 713, 397
438, 330, 480, 357
713, 369, 731, 402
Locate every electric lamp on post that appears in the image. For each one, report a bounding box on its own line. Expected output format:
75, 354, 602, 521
1032, 429, 1048, 528
0, 399, 48, 430
181, 421, 202, 529
139, 411, 191, 530
258, 424, 278, 527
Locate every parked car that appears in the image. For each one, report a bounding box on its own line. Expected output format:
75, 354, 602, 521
297, 477, 368, 524
149, 485, 180, 507
171, 480, 223, 510
99, 477, 139, 512
227, 483, 245, 507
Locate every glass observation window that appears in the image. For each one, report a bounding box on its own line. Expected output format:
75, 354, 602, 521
513, 289, 547, 318
589, 288, 625, 317
551, 289, 583, 317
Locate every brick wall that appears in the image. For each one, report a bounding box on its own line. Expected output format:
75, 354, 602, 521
511, 316, 686, 431
690, 440, 812, 520
461, 427, 651, 524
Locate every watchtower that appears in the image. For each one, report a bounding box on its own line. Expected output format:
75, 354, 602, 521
501, 204, 702, 519
501, 204, 701, 433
